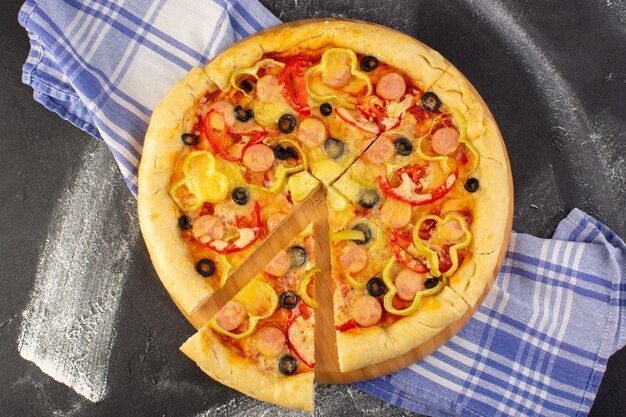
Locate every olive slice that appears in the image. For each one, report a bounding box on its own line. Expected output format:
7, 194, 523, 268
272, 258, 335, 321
421, 92, 441, 112
178, 215, 192, 230
288, 246, 307, 267
234, 105, 252, 122
181, 133, 199, 146
279, 291, 299, 309
274, 144, 298, 161
240, 79, 253, 93
196, 259, 215, 277
320, 102, 333, 116
394, 137, 413, 155
464, 178, 479, 193
358, 189, 379, 209
351, 223, 372, 245
360, 55, 379, 72
424, 277, 439, 289
232, 187, 249, 205
278, 114, 297, 133
278, 355, 298, 375
366, 277, 385, 297
323, 138, 345, 159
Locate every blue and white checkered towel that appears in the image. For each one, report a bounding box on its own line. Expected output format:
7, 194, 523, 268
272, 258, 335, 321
19, 1, 625, 416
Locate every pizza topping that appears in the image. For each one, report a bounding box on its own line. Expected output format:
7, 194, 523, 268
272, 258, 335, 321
366, 277, 385, 297
360, 55, 379, 72
288, 245, 307, 267
330, 229, 366, 242
287, 313, 315, 367
380, 198, 412, 229
297, 117, 327, 147
425, 276, 440, 289
298, 268, 319, 308
321, 50, 352, 88
204, 109, 268, 162
279, 291, 299, 309
381, 258, 443, 316
229, 58, 285, 97
335, 107, 379, 134
319, 102, 333, 116
278, 57, 311, 116
323, 138, 345, 159
256, 75, 282, 102
199, 201, 262, 254
214, 300, 247, 331
239, 79, 253, 93
358, 188, 379, 209
464, 177, 479, 193
376, 165, 458, 206
181, 133, 199, 146
351, 223, 372, 245
431, 127, 460, 156
192, 215, 225, 241
231, 187, 249, 205
196, 259, 216, 277
421, 92, 441, 112
234, 105, 253, 122
169, 151, 229, 211
278, 114, 297, 134
376, 72, 406, 101
255, 326, 286, 358
394, 137, 413, 155
278, 355, 298, 375
389, 230, 429, 273
264, 250, 292, 277
177, 215, 192, 230
242, 144, 275, 172
340, 244, 368, 274
394, 268, 427, 301
351, 295, 382, 327
273, 144, 298, 161
366, 136, 394, 164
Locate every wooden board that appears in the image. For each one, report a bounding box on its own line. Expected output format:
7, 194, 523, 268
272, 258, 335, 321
168, 18, 514, 385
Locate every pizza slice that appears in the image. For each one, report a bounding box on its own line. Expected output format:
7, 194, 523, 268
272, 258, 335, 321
180, 224, 317, 411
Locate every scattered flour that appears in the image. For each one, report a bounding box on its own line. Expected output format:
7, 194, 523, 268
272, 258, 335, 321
17, 143, 137, 403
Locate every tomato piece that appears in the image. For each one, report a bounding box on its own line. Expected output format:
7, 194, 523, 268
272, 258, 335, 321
335, 320, 357, 332
278, 57, 311, 116
376, 168, 458, 206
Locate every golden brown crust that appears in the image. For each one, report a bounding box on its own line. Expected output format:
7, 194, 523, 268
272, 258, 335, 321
180, 327, 314, 412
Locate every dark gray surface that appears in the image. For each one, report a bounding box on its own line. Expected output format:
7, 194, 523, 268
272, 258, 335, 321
1, 0, 625, 416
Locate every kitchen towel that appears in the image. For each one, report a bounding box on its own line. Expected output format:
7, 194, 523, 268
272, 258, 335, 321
19, 1, 625, 416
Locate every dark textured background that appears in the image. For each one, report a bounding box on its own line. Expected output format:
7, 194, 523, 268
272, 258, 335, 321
1, 0, 624, 416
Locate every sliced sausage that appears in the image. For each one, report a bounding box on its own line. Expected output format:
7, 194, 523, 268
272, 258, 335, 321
255, 326, 286, 357
256, 75, 280, 102
376, 72, 406, 101
297, 117, 327, 147
431, 127, 460, 155
439, 219, 465, 242
380, 198, 413, 229
267, 212, 288, 232
242, 143, 275, 172
209, 100, 236, 128
322, 60, 352, 88
351, 295, 382, 327
192, 215, 225, 241
366, 136, 394, 163
340, 244, 369, 274
215, 300, 247, 331
264, 249, 291, 277
395, 268, 427, 301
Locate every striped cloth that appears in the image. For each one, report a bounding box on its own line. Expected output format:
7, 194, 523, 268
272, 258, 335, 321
19, 2, 625, 416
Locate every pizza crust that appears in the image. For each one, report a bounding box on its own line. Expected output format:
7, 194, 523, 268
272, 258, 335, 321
180, 327, 314, 411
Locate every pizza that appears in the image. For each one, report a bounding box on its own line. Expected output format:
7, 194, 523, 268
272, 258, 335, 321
138, 19, 511, 412
181, 224, 317, 411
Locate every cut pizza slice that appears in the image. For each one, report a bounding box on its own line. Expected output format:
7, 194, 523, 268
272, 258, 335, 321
180, 224, 317, 411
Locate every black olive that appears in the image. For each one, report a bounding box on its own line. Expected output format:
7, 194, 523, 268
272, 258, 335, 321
320, 102, 333, 116
323, 138, 345, 159
360, 55, 379, 72
394, 137, 413, 156
234, 105, 252, 122
278, 114, 296, 133
288, 246, 307, 267
232, 187, 249, 205
351, 223, 372, 245
464, 178, 479, 193
181, 133, 199, 146
279, 291, 299, 309
274, 144, 298, 161
366, 277, 385, 297
178, 215, 192, 230
358, 189, 379, 209
196, 259, 215, 277
278, 355, 298, 375
425, 277, 439, 289
421, 92, 441, 112
240, 79, 253, 93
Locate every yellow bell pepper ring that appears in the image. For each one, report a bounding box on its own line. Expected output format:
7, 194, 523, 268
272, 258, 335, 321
229, 58, 285, 98
217, 254, 232, 288
330, 229, 366, 242
299, 267, 320, 308
345, 271, 367, 291
412, 214, 472, 278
